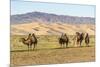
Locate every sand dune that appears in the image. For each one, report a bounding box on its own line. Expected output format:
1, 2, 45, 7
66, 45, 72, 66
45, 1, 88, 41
11, 22, 95, 35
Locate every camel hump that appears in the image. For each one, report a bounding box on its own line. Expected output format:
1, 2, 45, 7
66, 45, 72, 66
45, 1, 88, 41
31, 33, 37, 43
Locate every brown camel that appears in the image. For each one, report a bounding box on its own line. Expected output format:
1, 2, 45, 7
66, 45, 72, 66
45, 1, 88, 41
20, 37, 33, 50
73, 32, 84, 47
20, 33, 38, 50
85, 33, 90, 47
59, 33, 69, 48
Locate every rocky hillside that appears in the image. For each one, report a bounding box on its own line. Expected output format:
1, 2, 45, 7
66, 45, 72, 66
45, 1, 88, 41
11, 12, 95, 24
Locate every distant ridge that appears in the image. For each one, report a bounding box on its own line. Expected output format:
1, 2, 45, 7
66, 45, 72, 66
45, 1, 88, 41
11, 12, 95, 24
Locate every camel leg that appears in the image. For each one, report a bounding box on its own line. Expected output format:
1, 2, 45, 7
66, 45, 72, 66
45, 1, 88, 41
66, 42, 68, 48
60, 44, 62, 48
29, 43, 32, 51
34, 44, 36, 49
61, 44, 63, 48
76, 42, 79, 47
80, 42, 82, 47
80, 41, 82, 47
28, 45, 29, 51
63, 42, 65, 48
73, 40, 76, 47
60, 43, 62, 48
86, 43, 89, 47
35, 44, 37, 49
88, 44, 89, 47
62, 44, 63, 48
62, 44, 64, 48
33, 44, 35, 50
29, 43, 31, 51
79, 41, 81, 47
30, 45, 32, 50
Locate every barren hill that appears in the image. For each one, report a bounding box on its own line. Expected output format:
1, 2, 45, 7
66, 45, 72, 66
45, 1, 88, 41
11, 12, 95, 24
11, 22, 95, 35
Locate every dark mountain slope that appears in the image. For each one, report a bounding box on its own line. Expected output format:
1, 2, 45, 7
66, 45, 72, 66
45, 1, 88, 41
11, 12, 95, 24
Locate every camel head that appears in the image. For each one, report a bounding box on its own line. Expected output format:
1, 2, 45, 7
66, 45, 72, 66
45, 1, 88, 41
32, 33, 35, 36
85, 33, 89, 37
32, 33, 36, 38
19, 38, 26, 42
76, 32, 80, 35
28, 33, 31, 37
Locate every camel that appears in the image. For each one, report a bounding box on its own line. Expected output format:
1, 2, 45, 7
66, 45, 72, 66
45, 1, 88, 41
20, 33, 38, 50
85, 33, 90, 47
31, 33, 38, 49
20, 37, 33, 50
73, 32, 84, 47
59, 33, 69, 48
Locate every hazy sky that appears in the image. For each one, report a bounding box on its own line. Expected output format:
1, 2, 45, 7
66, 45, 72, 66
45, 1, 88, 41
11, 0, 95, 17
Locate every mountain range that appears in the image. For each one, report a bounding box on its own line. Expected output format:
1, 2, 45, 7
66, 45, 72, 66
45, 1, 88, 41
11, 12, 95, 35
11, 12, 95, 24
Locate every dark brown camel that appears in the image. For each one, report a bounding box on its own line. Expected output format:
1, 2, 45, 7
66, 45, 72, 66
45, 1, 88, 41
20, 33, 38, 50
73, 32, 84, 47
79, 32, 84, 46
85, 33, 90, 47
31, 33, 38, 49
59, 33, 69, 48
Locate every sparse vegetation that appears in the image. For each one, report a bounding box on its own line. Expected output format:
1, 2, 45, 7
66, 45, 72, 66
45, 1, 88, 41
11, 35, 95, 66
